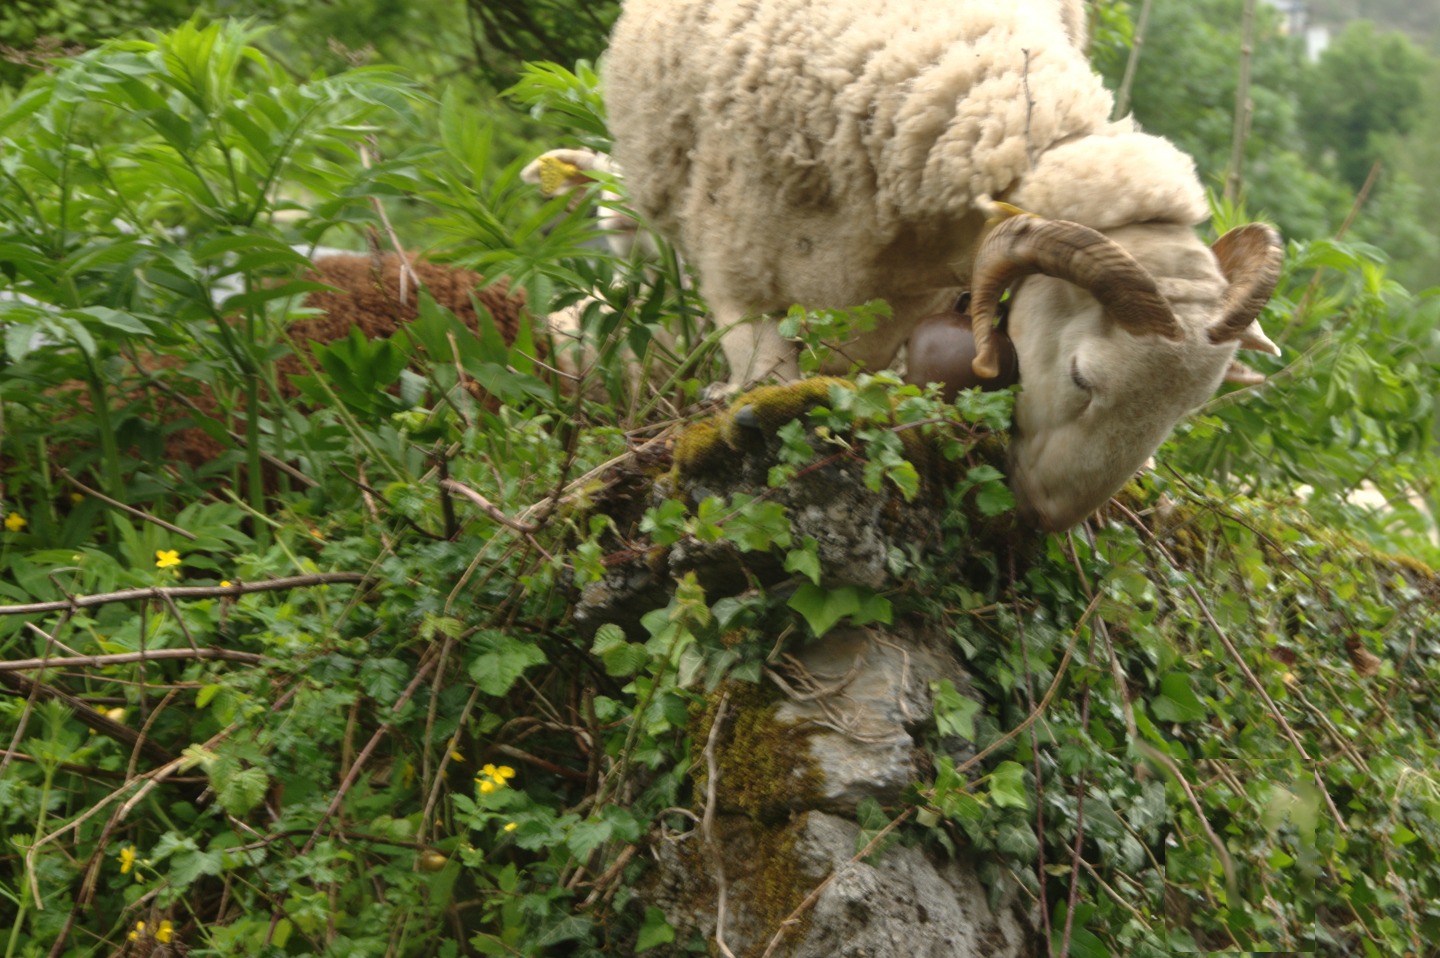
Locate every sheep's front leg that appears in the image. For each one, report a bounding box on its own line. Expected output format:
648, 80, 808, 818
708, 308, 799, 400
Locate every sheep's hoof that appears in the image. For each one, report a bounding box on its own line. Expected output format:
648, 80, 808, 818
702, 381, 742, 403
732, 405, 762, 430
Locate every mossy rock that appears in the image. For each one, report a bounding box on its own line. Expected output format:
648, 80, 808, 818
672, 378, 852, 479
692, 684, 826, 824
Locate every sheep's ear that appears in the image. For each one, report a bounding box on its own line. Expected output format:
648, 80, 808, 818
1208, 224, 1283, 350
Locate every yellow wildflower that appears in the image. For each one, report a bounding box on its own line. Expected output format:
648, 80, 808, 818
155, 920, 174, 944
104, 707, 127, 723
477, 779, 496, 795
127, 921, 145, 942
220, 580, 233, 589
481, 763, 517, 784
503, 821, 518, 833
4, 512, 25, 533
155, 549, 181, 569
450, 749, 464, 762
118, 846, 136, 874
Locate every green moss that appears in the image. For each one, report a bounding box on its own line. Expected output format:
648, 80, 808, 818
718, 378, 851, 445
673, 419, 731, 478
692, 685, 825, 825
743, 818, 811, 955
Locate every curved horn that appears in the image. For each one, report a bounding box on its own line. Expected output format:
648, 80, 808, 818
1207, 224, 1283, 353
969, 214, 1181, 378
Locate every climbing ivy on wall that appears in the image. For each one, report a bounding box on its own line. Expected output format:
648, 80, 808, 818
0, 17, 1437, 958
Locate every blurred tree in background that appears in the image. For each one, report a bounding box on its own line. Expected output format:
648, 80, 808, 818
1299, 20, 1428, 190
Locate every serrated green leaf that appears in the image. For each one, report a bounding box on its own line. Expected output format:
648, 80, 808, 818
468, 631, 547, 696
974, 480, 1015, 517
1150, 672, 1207, 723
215, 765, 269, 816
566, 817, 614, 859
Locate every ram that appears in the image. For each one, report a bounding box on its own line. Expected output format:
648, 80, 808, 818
604, 0, 1283, 531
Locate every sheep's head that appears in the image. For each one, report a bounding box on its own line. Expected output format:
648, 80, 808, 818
968, 214, 1282, 532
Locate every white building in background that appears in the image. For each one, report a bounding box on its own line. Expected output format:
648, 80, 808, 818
1261, 0, 1332, 60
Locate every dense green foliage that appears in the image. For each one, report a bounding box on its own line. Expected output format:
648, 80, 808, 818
0, 3, 1437, 957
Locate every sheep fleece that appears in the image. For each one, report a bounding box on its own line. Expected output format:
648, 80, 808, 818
605, 0, 1208, 317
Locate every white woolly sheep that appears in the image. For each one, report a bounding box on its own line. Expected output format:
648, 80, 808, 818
604, 0, 1284, 531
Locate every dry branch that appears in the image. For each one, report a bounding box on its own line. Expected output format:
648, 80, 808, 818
0, 572, 371, 617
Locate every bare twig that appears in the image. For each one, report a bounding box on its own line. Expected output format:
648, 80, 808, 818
359, 140, 420, 303
1112, 0, 1154, 119
1281, 160, 1382, 345
493, 743, 587, 781
757, 806, 916, 958
0, 573, 370, 616
439, 478, 539, 534
1013, 549, 1054, 956
57, 469, 197, 540
1059, 691, 1091, 958
1224, 0, 1258, 203
301, 654, 440, 855
702, 694, 738, 958
953, 587, 1103, 777
1109, 500, 1350, 834
1132, 740, 1237, 899
0, 647, 265, 673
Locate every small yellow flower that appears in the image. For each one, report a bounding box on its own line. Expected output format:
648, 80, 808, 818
69, 492, 85, 503
480, 763, 517, 784
118, 846, 137, 874
127, 920, 145, 942
503, 821, 518, 833
220, 580, 233, 589
155, 920, 174, 944
450, 749, 465, 762
104, 707, 127, 723
4, 512, 25, 533
477, 779, 497, 795
155, 549, 181, 569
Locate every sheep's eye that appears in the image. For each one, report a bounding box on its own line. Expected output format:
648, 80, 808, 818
1070, 358, 1093, 392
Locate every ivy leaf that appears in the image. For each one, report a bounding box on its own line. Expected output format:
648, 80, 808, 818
531, 915, 593, 948
783, 538, 823, 585
468, 630, 547, 696
932, 679, 982, 740
788, 582, 860, 637
989, 760, 1030, 810
635, 908, 676, 952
